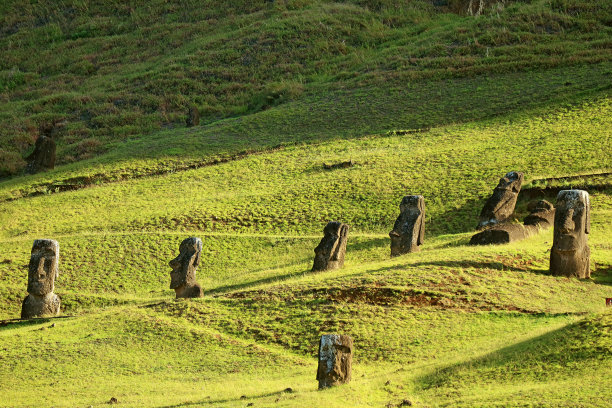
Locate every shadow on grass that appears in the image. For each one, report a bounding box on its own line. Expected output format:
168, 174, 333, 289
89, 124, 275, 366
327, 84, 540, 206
0, 315, 75, 331
207, 259, 312, 296
416, 313, 609, 391
158, 388, 297, 407
382, 259, 546, 274
208, 237, 389, 295
347, 236, 388, 253
591, 265, 612, 286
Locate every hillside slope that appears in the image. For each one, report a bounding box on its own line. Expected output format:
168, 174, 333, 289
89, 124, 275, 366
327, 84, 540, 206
1, 0, 611, 175
0, 1, 611, 407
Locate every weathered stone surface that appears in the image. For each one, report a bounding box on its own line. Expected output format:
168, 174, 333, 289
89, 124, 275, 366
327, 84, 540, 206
477, 171, 524, 229
186, 105, 200, 127
312, 222, 349, 272
316, 334, 353, 389
469, 223, 537, 245
25, 136, 56, 174
523, 200, 555, 227
21, 239, 61, 319
550, 190, 590, 278
169, 237, 204, 298
470, 199, 555, 245
389, 195, 425, 257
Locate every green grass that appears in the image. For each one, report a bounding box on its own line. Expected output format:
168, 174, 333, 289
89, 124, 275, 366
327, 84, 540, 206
0, 0, 611, 406
1, 0, 611, 175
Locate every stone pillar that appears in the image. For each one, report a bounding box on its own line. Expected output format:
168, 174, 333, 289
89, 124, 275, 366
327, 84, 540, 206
389, 195, 425, 257
169, 237, 204, 298
477, 171, 523, 229
317, 334, 353, 389
21, 239, 61, 319
550, 190, 590, 278
312, 222, 349, 272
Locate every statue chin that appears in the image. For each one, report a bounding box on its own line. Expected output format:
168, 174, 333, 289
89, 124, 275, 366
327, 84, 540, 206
553, 236, 580, 252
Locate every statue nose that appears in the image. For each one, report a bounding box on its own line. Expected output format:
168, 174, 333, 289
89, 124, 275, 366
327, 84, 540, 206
37, 257, 45, 276
560, 211, 575, 233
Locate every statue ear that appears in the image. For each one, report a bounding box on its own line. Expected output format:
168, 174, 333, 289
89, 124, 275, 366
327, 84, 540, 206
417, 215, 425, 245
417, 198, 425, 245
585, 199, 590, 234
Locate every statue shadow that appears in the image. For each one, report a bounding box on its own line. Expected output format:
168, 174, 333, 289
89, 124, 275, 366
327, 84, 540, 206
591, 265, 612, 286
389, 259, 546, 274
206, 258, 312, 296
206, 238, 389, 296
429, 198, 483, 236
157, 388, 297, 407
0, 315, 74, 331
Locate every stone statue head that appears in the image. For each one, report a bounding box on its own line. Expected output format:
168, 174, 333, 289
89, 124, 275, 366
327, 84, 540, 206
390, 195, 425, 256
27, 239, 59, 296
495, 171, 523, 193
312, 222, 349, 272
169, 237, 203, 289
323, 221, 349, 259
553, 190, 590, 252
477, 171, 524, 229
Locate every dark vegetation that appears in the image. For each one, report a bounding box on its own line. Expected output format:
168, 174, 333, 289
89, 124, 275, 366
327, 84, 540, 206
1, 0, 611, 176
0, 1, 610, 406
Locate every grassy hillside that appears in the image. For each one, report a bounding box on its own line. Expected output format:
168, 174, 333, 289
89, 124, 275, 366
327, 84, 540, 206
1, 0, 611, 175
0, 0, 611, 407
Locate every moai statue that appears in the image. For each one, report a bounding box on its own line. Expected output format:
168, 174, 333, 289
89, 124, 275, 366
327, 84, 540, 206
389, 195, 425, 257
169, 237, 204, 298
25, 136, 56, 174
21, 239, 61, 319
316, 334, 353, 389
550, 190, 590, 278
186, 105, 200, 127
477, 171, 524, 229
312, 222, 349, 272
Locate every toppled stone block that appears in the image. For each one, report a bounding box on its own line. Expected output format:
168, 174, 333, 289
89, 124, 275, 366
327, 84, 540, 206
21, 239, 61, 319
169, 237, 204, 298
523, 199, 555, 227
25, 136, 56, 174
469, 223, 537, 245
550, 190, 590, 278
312, 222, 349, 272
389, 195, 425, 256
470, 199, 555, 245
317, 334, 353, 389
477, 171, 524, 229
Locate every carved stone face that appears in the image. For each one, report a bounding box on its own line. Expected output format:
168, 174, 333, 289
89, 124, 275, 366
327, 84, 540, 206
495, 171, 523, 193
27, 240, 59, 296
390, 195, 425, 256
553, 190, 589, 252
169, 237, 202, 289
477, 171, 524, 229
317, 334, 353, 389
312, 222, 349, 272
